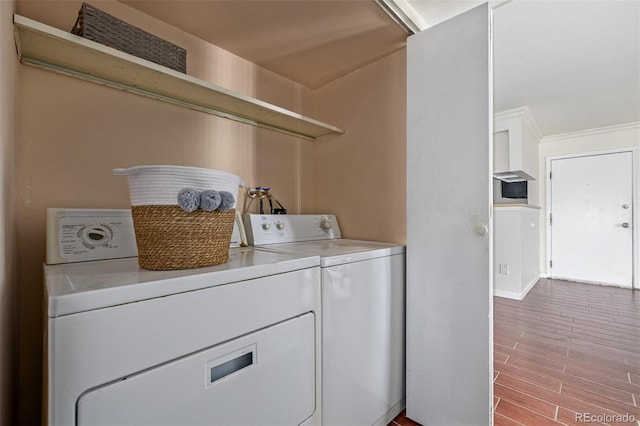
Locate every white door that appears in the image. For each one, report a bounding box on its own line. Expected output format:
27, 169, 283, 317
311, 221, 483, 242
550, 151, 634, 287
407, 3, 493, 425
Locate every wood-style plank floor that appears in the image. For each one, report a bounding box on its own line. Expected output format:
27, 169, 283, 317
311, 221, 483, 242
390, 279, 640, 426
494, 278, 639, 425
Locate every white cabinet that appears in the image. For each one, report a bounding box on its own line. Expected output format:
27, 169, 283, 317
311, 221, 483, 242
493, 107, 541, 182
494, 205, 540, 300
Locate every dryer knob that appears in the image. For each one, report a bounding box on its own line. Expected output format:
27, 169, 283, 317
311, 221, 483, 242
262, 223, 271, 231
320, 220, 332, 231
276, 222, 285, 230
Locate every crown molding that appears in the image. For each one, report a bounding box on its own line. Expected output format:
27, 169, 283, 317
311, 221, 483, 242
494, 106, 543, 141
540, 121, 640, 144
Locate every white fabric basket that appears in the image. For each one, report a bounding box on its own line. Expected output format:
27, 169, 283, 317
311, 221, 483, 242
113, 165, 244, 206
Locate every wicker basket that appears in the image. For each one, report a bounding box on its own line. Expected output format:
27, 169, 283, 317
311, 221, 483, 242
71, 3, 187, 73
114, 166, 243, 271
132, 206, 235, 271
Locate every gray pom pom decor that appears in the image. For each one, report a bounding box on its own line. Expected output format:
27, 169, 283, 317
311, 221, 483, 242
218, 191, 235, 212
177, 187, 200, 212
200, 190, 222, 212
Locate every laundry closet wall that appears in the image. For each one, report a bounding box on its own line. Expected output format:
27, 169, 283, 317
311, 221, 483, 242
0, 1, 18, 425
14, 1, 315, 423
311, 49, 407, 244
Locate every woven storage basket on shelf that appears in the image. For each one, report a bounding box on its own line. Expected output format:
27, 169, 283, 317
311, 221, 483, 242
71, 3, 187, 73
114, 166, 243, 271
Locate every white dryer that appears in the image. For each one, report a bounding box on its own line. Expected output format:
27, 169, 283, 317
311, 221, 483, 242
44, 209, 322, 426
245, 214, 406, 426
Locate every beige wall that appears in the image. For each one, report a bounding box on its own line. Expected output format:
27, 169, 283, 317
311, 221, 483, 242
13, 2, 407, 423
15, 1, 318, 423
537, 122, 640, 276
0, 0, 18, 424
311, 49, 407, 244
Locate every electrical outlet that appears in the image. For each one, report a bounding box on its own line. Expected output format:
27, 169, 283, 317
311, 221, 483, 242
499, 264, 509, 275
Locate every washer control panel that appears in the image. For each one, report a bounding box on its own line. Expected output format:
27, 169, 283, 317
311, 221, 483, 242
46, 208, 139, 264
244, 214, 341, 245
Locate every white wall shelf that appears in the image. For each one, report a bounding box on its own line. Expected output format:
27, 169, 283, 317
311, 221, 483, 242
13, 14, 344, 141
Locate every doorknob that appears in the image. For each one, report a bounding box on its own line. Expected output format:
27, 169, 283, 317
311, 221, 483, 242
622, 223, 631, 228
473, 224, 489, 236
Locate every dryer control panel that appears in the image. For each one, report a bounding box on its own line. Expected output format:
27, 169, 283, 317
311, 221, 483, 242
46, 208, 247, 265
244, 214, 341, 245
46, 208, 139, 264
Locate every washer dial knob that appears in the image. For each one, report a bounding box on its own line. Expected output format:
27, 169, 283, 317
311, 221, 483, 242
81, 225, 112, 247
320, 219, 332, 231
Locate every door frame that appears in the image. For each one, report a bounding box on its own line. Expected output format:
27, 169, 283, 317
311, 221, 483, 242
545, 147, 637, 289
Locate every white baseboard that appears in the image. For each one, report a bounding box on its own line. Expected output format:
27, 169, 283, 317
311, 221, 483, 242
493, 288, 522, 300
373, 399, 405, 426
548, 275, 633, 289
494, 275, 541, 301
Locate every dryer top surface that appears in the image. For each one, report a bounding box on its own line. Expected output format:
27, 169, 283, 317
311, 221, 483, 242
256, 239, 405, 267
44, 248, 319, 317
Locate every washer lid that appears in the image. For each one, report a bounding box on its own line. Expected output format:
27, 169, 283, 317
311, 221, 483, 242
44, 248, 319, 318
255, 239, 405, 267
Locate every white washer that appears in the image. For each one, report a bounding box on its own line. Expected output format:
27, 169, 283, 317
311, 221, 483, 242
44, 209, 322, 426
245, 214, 406, 426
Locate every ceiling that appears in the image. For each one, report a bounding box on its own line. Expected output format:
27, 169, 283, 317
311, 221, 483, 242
405, 0, 640, 136
121, 0, 639, 137
492, 0, 640, 136
120, 0, 407, 89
